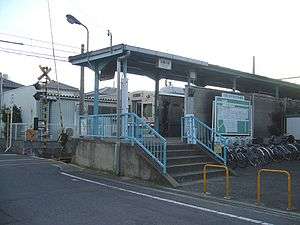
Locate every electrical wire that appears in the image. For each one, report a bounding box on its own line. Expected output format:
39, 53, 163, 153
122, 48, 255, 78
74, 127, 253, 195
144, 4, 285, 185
0, 49, 68, 62
24, 42, 78, 54
0, 38, 78, 54
47, 0, 64, 133
280, 76, 300, 80
0, 39, 24, 45
0, 46, 67, 60
0, 32, 80, 50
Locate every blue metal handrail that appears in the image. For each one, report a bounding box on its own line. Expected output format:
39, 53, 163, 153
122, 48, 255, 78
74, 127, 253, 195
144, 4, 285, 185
181, 116, 228, 164
79, 113, 167, 173
79, 114, 118, 138
127, 113, 167, 173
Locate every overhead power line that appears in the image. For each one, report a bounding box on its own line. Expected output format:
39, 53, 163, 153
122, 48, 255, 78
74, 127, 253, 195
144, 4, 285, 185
0, 49, 68, 62
47, 0, 64, 132
0, 46, 67, 60
0, 38, 78, 54
25, 42, 78, 54
280, 76, 300, 80
0, 39, 24, 45
0, 32, 80, 50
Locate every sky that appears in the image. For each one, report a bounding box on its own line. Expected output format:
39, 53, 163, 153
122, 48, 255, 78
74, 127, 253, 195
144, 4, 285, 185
0, 0, 300, 92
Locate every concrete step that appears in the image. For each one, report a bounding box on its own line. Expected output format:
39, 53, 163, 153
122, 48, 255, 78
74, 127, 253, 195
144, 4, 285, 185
171, 169, 225, 184
167, 144, 196, 150
166, 138, 183, 145
167, 155, 211, 165
167, 149, 204, 157
167, 162, 213, 174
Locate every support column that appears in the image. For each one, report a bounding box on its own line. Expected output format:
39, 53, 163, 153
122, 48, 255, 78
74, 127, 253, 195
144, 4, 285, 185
184, 72, 195, 143
275, 86, 279, 98
115, 59, 122, 176
185, 73, 194, 116
93, 66, 100, 136
121, 59, 128, 114
121, 58, 128, 137
79, 44, 85, 115
184, 76, 191, 116
232, 78, 237, 92
116, 59, 121, 139
93, 67, 100, 115
154, 77, 159, 131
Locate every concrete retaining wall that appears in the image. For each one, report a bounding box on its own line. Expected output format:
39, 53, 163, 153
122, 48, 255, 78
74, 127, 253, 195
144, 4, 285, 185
74, 139, 116, 172
73, 138, 171, 185
0, 139, 24, 153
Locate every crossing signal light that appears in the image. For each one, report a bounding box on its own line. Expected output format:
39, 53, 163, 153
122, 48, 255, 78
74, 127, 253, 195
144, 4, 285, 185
33, 91, 46, 101
33, 117, 38, 130
33, 82, 42, 90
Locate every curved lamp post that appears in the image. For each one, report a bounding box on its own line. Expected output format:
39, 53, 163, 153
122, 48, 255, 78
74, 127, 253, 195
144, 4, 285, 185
66, 14, 89, 52
66, 14, 90, 116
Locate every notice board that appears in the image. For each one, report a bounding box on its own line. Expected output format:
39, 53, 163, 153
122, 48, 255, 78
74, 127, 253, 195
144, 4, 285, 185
213, 95, 252, 136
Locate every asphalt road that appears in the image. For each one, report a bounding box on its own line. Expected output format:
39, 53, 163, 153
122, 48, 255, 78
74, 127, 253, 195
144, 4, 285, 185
0, 154, 299, 225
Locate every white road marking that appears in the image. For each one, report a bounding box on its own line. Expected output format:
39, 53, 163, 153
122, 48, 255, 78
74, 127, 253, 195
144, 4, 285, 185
0, 162, 49, 167
61, 172, 273, 225
0, 158, 38, 162
0, 154, 18, 156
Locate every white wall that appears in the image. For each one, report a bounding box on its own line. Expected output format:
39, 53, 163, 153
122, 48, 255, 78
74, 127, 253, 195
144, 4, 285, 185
286, 117, 300, 140
3, 86, 36, 125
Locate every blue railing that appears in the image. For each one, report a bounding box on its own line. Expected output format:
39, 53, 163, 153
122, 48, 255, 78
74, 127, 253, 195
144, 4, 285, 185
181, 115, 228, 165
79, 114, 118, 138
79, 113, 167, 173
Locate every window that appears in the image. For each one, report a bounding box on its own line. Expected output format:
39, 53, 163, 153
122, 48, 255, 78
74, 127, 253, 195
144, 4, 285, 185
143, 104, 153, 118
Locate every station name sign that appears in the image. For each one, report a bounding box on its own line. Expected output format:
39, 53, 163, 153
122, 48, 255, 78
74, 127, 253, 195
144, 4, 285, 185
221, 93, 244, 100
158, 58, 172, 70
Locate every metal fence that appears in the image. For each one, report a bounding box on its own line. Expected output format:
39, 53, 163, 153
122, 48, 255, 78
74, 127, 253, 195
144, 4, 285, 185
0, 123, 78, 141
0, 123, 28, 141
182, 115, 228, 165
79, 113, 167, 173
79, 114, 118, 138
12, 123, 28, 140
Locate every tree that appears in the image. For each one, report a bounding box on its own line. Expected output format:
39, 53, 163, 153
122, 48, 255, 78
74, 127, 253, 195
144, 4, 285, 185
1, 105, 22, 139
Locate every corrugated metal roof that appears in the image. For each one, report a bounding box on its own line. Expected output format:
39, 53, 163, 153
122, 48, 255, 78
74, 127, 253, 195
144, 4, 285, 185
86, 87, 117, 96
2, 78, 23, 89
47, 92, 116, 103
47, 80, 79, 92
69, 43, 300, 100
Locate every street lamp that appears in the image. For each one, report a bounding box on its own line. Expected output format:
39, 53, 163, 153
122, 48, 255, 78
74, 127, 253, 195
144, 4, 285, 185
107, 29, 112, 53
66, 14, 90, 116
66, 14, 89, 52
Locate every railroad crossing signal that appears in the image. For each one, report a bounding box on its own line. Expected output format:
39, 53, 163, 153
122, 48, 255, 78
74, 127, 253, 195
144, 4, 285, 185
33, 65, 52, 149
33, 66, 52, 101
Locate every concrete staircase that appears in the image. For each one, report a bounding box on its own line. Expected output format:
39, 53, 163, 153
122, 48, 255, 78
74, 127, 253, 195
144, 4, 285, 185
166, 138, 224, 186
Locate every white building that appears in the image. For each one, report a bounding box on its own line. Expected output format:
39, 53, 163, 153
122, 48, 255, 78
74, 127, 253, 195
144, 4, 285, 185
2, 81, 116, 139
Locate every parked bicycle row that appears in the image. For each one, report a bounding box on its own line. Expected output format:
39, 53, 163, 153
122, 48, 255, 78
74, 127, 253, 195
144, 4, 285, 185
226, 136, 300, 169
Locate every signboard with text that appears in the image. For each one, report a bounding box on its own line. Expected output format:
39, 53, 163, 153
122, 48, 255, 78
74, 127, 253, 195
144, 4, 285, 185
213, 94, 252, 136
158, 58, 172, 70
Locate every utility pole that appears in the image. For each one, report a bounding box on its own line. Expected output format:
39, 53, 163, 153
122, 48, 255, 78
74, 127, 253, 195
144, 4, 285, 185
0, 72, 3, 138
79, 44, 85, 115
252, 56, 256, 75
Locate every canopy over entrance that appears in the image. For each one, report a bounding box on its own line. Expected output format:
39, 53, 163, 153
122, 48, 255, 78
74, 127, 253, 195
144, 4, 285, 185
69, 43, 300, 99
